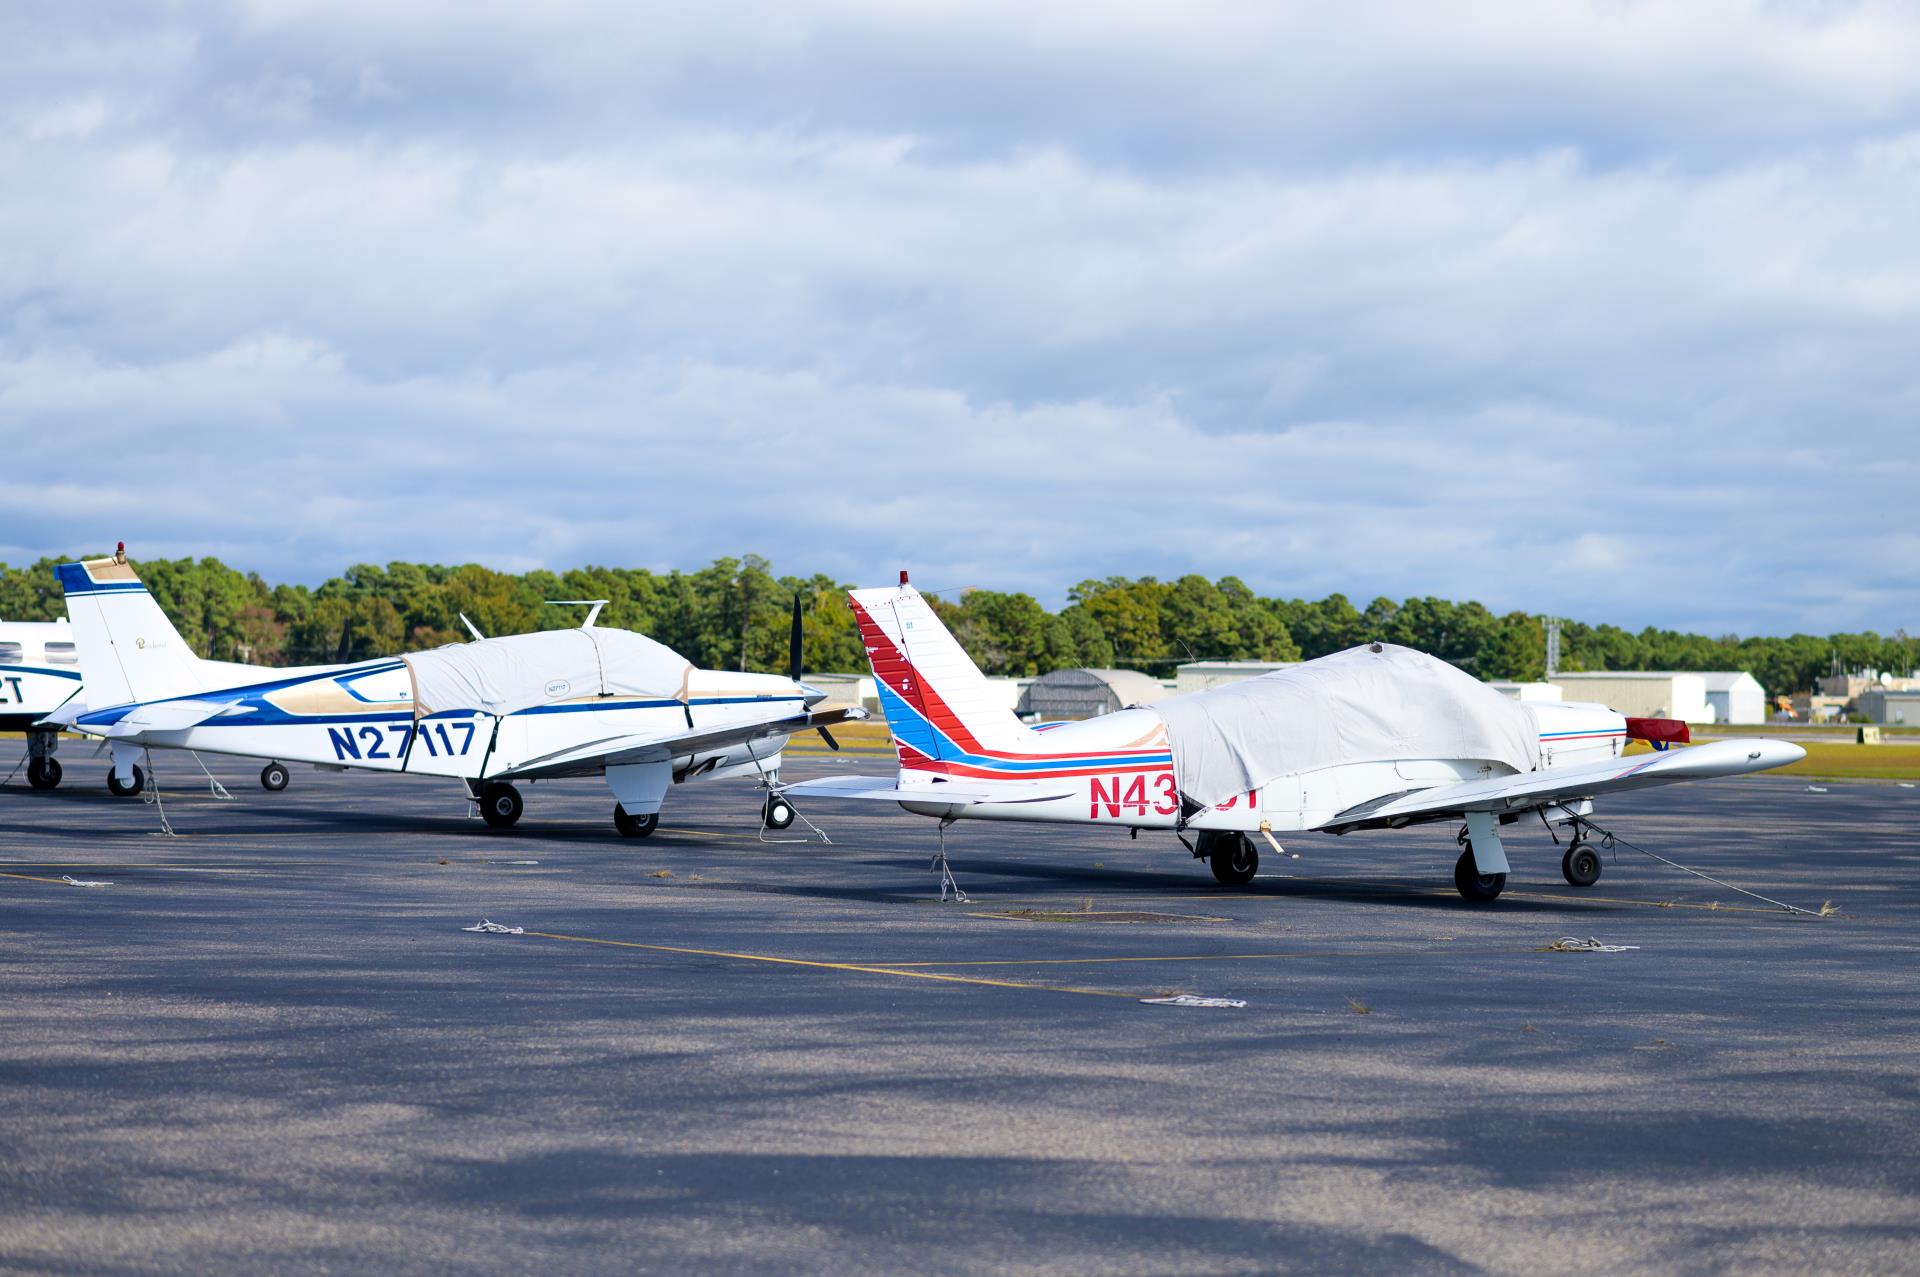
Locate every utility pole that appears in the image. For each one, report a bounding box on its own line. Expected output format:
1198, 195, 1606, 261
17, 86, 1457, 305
1544, 617, 1561, 679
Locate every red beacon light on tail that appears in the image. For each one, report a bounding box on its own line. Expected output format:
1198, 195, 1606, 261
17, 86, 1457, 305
1625, 717, 1691, 752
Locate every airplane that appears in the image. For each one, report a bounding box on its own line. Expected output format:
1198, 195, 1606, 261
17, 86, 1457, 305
49, 548, 862, 834
786, 574, 1808, 902
1, 616, 85, 789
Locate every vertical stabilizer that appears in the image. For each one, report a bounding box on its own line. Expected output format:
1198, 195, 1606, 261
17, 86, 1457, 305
55, 551, 203, 709
848, 580, 1034, 770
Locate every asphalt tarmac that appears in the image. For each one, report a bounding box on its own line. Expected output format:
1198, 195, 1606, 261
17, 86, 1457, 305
2, 744, 1916, 1276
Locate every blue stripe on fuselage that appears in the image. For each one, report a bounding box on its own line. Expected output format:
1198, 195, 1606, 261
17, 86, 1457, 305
874, 683, 1172, 775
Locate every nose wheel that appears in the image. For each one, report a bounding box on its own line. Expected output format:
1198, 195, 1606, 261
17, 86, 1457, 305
1561, 839, 1602, 887
763, 794, 796, 831
260, 761, 290, 792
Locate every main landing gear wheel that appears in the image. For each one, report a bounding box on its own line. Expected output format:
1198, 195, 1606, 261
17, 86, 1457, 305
1561, 840, 1602, 888
763, 795, 796, 831
1209, 832, 1259, 886
614, 804, 658, 838
260, 761, 290, 792
26, 758, 62, 790
479, 782, 523, 829
106, 766, 146, 797
1454, 846, 1506, 902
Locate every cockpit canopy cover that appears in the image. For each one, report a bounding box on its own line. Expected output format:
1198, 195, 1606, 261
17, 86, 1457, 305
404, 628, 692, 718
1150, 643, 1540, 808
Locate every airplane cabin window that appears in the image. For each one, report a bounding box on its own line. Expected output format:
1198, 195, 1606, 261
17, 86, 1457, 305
44, 641, 79, 665
0, 642, 22, 662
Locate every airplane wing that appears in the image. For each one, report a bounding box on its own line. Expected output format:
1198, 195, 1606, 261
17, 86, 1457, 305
1319, 739, 1806, 832
783, 774, 1079, 807
494, 707, 869, 779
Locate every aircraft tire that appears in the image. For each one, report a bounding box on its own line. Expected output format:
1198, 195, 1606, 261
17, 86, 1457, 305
1454, 847, 1505, 902
1209, 833, 1258, 886
107, 766, 146, 797
1561, 842, 1602, 887
479, 782, 523, 829
260, 762, 290, 792
614, 805, 658, 838
764, 796, 796, 830
26, 758, 62, 790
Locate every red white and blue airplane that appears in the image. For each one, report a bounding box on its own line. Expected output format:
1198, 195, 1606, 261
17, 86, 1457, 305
788, 575, 1806, 902
45, 549, 860, 834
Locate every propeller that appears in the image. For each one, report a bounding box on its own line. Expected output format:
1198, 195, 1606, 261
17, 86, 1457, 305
789, 592, 840, 751
788, 593, 803, 684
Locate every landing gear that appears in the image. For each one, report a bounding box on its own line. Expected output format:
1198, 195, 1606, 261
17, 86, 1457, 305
478, 781, 523, 829
763, 794, 795, 831
1561, 839, 1602, 888
260, 761, 290, 792
107, 765, 146, 797
614, 804, 658, 838
1454, 846, 1505, 902
1206, 831, 1259, 886
25, 731, 60, 789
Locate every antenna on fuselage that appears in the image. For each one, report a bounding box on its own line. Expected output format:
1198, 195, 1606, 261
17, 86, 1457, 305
458, 613, 486, 642
547, 599, 608, 629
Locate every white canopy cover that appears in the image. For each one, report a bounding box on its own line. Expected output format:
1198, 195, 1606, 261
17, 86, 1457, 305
1151, 643, 1541, 808
404, 629, 692, 718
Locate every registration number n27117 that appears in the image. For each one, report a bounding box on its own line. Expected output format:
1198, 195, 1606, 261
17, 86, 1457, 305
328, 721, 476, 761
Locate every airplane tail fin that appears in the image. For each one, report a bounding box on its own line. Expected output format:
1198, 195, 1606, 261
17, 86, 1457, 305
55, 550, 203, 709
849, 575, 1034, 771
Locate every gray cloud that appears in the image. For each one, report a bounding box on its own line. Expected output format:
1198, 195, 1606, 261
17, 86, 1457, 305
1, 1, 1916, 634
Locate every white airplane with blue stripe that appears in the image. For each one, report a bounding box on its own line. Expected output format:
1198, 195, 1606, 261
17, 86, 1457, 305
49, 549, 862, 835
1, 616, 86, 789
788, 575, 1806, 902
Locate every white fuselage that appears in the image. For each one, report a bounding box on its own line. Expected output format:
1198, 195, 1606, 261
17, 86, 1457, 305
70, 664, 805, 787
0, 619, 84, 728
903, 700, 1627, 832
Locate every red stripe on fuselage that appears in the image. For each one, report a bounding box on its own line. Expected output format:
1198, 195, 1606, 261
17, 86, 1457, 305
852, 595, 1169, 763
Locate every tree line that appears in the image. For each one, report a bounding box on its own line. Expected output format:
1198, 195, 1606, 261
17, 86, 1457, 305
0, 553, 1910, 697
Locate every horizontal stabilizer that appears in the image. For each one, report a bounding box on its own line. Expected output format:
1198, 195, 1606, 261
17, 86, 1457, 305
104, 699, 232, 736
784, 774, 1077, 807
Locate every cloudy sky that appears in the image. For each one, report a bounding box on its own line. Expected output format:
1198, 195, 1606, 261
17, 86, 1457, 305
2, 0, 1916, 635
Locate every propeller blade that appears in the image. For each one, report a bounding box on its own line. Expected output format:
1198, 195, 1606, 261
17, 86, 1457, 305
788, 592, 804, 684
335, 617, 353, 664
816, 726, 840, 752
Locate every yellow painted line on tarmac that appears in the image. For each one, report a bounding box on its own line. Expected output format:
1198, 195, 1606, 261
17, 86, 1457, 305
0, 870, 88, 885
521, 930, 1141, 999
873, 951, 1409, 968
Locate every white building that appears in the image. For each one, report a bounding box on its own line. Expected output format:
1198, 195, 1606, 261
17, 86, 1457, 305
1548, 672, 1712, 724
1701, 672, 1767, 725
1174, 660, 1297, 694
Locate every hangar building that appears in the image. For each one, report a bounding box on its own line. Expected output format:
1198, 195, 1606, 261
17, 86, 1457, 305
1549, 672, 1713, 724
1019, 669, 1170, 721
